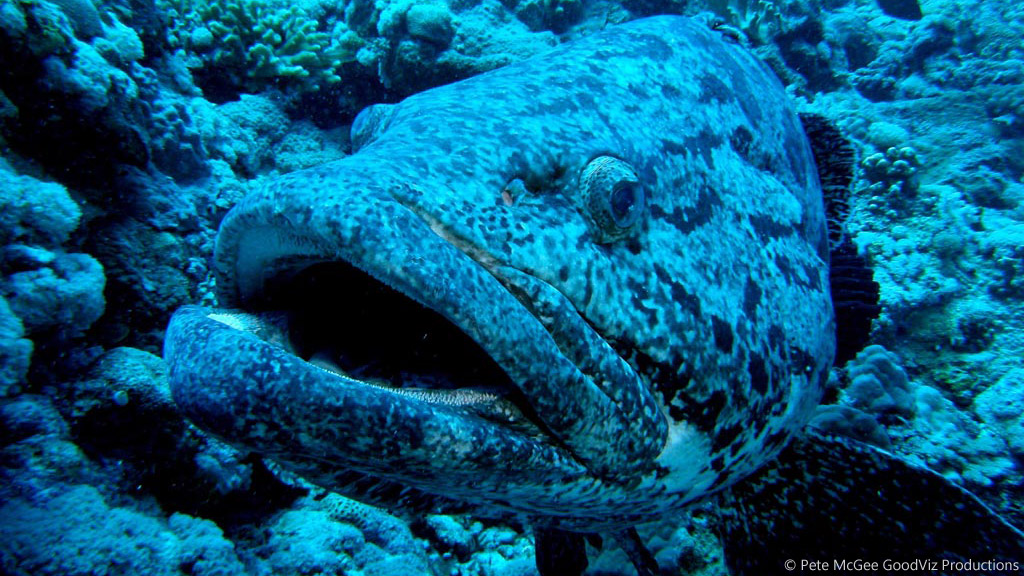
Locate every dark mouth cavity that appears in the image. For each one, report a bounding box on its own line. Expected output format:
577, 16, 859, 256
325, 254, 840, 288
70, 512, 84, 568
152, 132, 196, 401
262, 260, 516, 393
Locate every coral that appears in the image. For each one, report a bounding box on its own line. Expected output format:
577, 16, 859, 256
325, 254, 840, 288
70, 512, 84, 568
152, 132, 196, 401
191, 93, 289, 174
0, 394, 67, 443
0, 425, 99, 505
808, 404, 892, 448
44, 0, 104, 39
4, 0, 75, 59
974, 369, 1024, 459
841, 344, 915, 420
264, 494, 436, 576
861, 146, 921, 200
829, 346, 1016, 490
140, 88, 209, 180
0, 1, 28, 41
163, 0, 364, 96
316, 493, 421, 555
405, 4, 456, 47
510, 0, 583, 35
0, 163, 81, 245
167, 513, 249, 576
2, 252, 105, 337
264, 509, 363, 575
856, 230, 962, 342
407, 1, 557, 96
864, 121, 910, 151
985, 83, 1024, 137
93, 15, 146, 65
981, 223, 1024, 300
705, 0, 782, 46
0, 3, 149, 182
0, 296, 33, 396
0, 2, 212, 187
0, 485, 247, 576
42, 40, 139, 117
420, 514, 474, 561
193, 437, 252, 494
899, 385, 1015, 488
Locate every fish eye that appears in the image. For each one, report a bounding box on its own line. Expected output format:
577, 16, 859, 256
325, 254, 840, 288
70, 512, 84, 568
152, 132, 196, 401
350, 103, 396, 152
580, 156, 645, 243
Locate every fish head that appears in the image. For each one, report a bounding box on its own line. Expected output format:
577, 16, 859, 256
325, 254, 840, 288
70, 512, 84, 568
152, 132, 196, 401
166, 16, 834, 529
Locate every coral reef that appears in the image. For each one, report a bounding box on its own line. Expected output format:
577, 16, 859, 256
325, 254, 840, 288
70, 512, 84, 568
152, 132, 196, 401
819, 344, 1018, 492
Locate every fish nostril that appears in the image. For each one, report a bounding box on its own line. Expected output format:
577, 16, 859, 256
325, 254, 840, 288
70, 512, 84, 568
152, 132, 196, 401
501, 178, 528, 206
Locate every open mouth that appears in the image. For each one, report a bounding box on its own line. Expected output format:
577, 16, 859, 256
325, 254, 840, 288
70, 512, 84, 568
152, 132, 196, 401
247, 258, 551, 438
271, 260, 515, 394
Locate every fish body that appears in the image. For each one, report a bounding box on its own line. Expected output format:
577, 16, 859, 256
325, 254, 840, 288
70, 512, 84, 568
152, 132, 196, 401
165, 16, 1023, 572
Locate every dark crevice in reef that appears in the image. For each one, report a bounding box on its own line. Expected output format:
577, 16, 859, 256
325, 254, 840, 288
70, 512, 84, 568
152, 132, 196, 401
64, 384, 305, 528
0, 21, 148, 189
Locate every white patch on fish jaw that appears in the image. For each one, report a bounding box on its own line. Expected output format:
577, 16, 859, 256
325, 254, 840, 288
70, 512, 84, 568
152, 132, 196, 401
656, 420, 717, 499
208, 312, 254, 332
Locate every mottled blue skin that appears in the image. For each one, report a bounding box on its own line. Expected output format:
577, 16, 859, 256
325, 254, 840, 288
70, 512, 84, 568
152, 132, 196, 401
165, 16, 833, 530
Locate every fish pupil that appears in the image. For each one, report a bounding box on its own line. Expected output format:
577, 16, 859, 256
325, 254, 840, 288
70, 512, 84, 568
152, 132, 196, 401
610, 182, 640, 225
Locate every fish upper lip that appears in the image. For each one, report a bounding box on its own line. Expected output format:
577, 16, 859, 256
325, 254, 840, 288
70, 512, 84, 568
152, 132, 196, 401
211, 170, 666, 482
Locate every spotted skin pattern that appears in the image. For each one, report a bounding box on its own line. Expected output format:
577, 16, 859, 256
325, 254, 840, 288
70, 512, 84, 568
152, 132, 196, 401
165, 16, 834, 530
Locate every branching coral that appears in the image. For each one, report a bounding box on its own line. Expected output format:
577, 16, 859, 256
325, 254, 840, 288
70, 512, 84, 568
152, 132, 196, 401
162, 0, 365, 95
705, 0, 782, 46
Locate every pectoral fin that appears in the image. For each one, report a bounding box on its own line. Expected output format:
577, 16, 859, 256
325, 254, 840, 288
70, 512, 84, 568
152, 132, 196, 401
718, 431, 1024, 575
